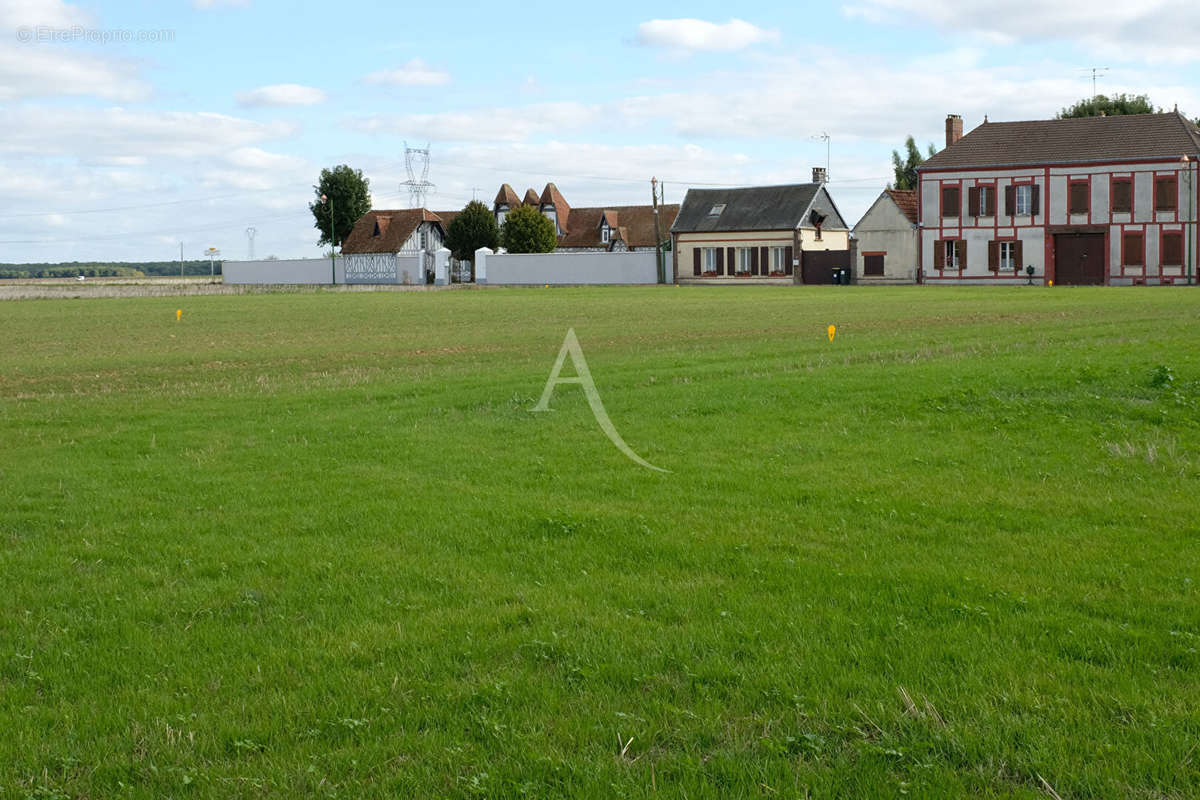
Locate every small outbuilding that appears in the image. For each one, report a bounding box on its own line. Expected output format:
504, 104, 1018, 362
851, 189, 919, 284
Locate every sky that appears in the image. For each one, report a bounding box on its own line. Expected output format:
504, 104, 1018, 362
1, 0, 1198, 263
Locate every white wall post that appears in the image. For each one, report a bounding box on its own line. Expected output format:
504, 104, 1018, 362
434, 247, 451, 286
474, 247, 491, 284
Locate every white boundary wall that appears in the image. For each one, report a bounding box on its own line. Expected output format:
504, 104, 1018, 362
223, 258, 343, 285
477, 250, 658, 285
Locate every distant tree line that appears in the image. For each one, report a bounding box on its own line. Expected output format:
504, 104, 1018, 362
0, 261, 219, 278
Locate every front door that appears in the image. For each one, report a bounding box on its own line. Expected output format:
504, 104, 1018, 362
1054, 233, 1106, 285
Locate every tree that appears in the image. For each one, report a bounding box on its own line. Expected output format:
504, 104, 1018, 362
1057, 93, 1157, 119
499, 204, 557, 253
891, 136, 938, 190
309, 165, 371, 250
444, 200, 499, 262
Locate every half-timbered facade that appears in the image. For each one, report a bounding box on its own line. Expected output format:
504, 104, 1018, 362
917, 112, 1200, 285
489, 183, 678, 252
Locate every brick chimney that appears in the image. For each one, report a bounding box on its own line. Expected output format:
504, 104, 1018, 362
945, 114, 963, 148
812, 166, 827, 184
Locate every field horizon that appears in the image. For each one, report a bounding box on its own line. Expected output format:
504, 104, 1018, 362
2, 286, 1197, 798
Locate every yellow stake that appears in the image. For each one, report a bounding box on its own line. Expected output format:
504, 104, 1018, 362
827, 324, 836, 342
176, 309, 182, 322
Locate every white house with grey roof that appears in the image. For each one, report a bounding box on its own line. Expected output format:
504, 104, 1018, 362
670, 178, 849, 283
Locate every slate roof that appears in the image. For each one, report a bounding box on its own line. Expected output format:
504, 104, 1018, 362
671, 184, 825, 233
884, 189, 919, 224
919, 112, 1200, 171
341, 209, 442, 254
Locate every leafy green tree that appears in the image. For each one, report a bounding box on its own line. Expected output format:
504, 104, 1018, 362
891, 136, 938, 190
444, 201, 499, 262
309, 165, 372, 250
1057, 93, 1157, 119
499, 204, 556, 253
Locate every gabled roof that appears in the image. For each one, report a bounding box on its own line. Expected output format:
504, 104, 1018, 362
884, 189, 918, 224
557, 204, 679, 249
494, 184, 521, 208
919, 112, 1200, 172
341, 209, 442, 254
523, 188, 540, 205
671, 183, 827, 233
432, 210, 459, 229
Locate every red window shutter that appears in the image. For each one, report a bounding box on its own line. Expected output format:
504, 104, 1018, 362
988, 241, 999, 271
1162, 232, 1183, 266
716, 247, 724, 275
1123, 232, 1144, 266
955, 240, 966, 269
933, 239, 943, 268
1030, 186, 1041, 216
784, 245, 794, 275
1156, 177, 1177, 211
1014, 240, 1024, 272
1004, 185, 1015, 217
968, 187, 980, 217
1069, 183, 1089, 215
693, 248, 702, 276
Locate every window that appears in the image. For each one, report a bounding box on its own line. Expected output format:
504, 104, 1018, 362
1155, 175, 1178, 212
1112, 178, 1133, 213
1015, 185, 1033, 216
708, 204, 725, 217
736, 246, 752, 274
770, 246, 786, 274
863, 253, 885, 276
941, 186, 960, 218
703, 247, 717, 273
1000, 242, 1017, 271
601, 224, 610, 244
1068, 181, 1090, 215
969, 185, 994, 217
939, 239, 963, 270
1122, 231, 1145, 267
420, 228, 427, 250
1162, 231, 1183, 266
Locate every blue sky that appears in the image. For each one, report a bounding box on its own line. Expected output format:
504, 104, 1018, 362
1, 0, 1198, 262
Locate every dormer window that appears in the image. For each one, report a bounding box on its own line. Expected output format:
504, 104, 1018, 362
601, 223, 610, 243
708, 203, 725, 217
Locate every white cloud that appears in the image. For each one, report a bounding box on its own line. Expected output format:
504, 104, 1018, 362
0, 107, 296, 160
346, 101, 603, 143
363, 58, 450, 87
844, 0, 1200, 62
635, 18, 779, 53
0, 0, 90, 27
0, 46, 148, 101
236, 83, 327, 107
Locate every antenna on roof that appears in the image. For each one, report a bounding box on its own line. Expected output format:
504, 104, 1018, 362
811, 132, 831, 182
1080, 67, 1109, 100
402, 141, 435, 209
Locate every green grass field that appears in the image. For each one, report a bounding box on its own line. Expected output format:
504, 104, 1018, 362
2, 286, 1198, 798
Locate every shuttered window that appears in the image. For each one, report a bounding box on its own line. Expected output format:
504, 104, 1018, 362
941, 186, 960, 218
863, 254, 885, 276
736, 247, 752, 274
1122, 231, 1144, 266
1111, 178, 1133, 213
1162, 232, 1183, 266
1068, 181, 1089, 215
1015, 185, 1034, 216
1155, 176, 1178, 212
936, 240, 963, 270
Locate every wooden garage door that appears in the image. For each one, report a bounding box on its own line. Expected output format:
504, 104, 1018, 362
1054, 233, 1105, 285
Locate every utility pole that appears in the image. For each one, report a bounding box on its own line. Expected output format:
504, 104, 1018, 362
205, 247, 220, 278
1185, 154, 1195, 285
180, 242, 184, 277
651, 177, 665, 284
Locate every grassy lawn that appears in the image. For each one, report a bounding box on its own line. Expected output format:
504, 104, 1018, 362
1, 286, 1197, 798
